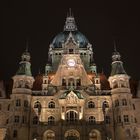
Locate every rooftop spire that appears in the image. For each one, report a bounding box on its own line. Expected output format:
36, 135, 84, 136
69, 8, 72, 17
110, 42, 126, 76
64, 8, 77, 31
114, 40, 117, 52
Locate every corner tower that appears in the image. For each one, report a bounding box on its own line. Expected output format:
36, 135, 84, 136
108, 46, 137, 140
10, 47, 34, 140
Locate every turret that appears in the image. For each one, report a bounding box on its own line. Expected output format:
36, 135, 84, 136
108, 46, 130, 90
12, 47, 34, 93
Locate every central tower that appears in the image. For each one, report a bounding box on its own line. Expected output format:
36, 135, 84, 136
48, 10, 95, 73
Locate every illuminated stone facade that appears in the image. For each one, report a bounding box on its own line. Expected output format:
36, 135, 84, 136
0, 12, 140, 140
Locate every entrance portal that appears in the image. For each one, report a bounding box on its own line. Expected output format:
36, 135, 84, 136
65, 129, 80, 140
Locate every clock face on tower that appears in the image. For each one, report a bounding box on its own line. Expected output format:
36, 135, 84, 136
67, 59, 76, 67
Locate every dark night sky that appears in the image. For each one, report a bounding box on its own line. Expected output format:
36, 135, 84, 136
2, 1, 140, 80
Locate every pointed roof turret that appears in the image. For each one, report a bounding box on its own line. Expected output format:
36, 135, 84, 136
110, 42, 126, 76
16, 43, 32, 76
64, 8, 77, 31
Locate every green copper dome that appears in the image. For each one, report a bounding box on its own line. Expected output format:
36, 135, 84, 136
52, 31, 89, 48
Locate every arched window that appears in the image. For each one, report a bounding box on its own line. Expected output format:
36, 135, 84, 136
48, 116, 55, 125
102, 101, 109, 108
88, 101, 95, 108
89, 116, 96, 124
122, 99, 127, 106
48, 101, 55, 108
34, 101, 41, 108
33, 116, 38, 125
66, 111, 78, 123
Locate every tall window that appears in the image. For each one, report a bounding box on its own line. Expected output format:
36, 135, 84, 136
13, 130, 17, 138
48, 116, 55, 125
89, 116, 96, 124
33, 116, 38, 125
48, 101, 55, 108
16, 99, 21, 106
66, 111, 78, 123
117, 115, 121, 123
14, 116, 20, 123
88, 101, 95, 108
122, 99, 127, 106
124, 115, 129, 123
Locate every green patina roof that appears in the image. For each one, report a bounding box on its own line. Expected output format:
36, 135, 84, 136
111, 61, 126, 76
16, 62, 32, 76
60, 90, 84, 99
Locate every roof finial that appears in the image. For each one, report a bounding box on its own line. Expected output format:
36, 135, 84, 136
26, 39, 29, 52
69, 8, 72, 17
114, 40, 117, 52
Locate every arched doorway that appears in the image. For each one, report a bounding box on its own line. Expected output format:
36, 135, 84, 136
65, 129, 80, 140
89, 129, 101, 140
43, 130, 55, 140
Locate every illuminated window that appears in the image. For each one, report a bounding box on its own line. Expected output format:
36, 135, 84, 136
16, 99, 21, 106
89, 116, 96, 124
88, 101, 95, 108
124, 115, 129, 123
48, 116, 55, 125
48, 101, 55, 108
33, 116, 38, 125
66, 111, 78, 123
122, 99, 127, 106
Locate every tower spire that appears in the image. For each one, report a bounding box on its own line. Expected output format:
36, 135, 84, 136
110, 43, 126, 76
69, 8, 72, 17
64, 9, 77, 31
114, 40, 117, 52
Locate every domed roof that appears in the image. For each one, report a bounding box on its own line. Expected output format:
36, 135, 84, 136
52, 31, 89, 48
